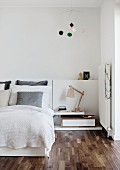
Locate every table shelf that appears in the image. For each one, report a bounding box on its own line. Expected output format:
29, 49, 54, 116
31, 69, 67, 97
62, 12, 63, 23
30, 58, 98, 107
54, 111, 85, 116
54, 112, 102, 131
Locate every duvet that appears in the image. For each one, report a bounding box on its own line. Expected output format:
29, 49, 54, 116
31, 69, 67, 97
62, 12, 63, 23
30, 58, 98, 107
0, 105, 55, 152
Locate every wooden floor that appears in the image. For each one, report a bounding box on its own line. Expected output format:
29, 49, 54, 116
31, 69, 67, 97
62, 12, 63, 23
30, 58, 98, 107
0, 131, 120, 170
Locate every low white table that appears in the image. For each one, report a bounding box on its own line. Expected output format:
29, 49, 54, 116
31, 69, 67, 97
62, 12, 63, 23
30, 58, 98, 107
54, 111, 102, 131
55, 111, 85, 116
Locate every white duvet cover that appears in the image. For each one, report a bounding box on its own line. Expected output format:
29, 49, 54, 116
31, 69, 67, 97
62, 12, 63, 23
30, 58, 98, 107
0, 105, 55, 152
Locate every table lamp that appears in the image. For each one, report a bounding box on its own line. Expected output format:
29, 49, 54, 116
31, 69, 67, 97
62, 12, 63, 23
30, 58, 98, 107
67, 85, 84, 112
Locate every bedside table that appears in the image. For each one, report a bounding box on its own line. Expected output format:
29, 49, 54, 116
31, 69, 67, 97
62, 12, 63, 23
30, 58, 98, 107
54, 111, 102, 131
55, 111, 85, 116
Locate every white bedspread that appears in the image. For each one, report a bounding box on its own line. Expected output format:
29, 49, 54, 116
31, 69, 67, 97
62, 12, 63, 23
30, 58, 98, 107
0, 105, 55, 152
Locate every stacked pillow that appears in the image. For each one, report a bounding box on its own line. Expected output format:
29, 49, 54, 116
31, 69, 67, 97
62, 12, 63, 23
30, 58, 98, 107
0, 80, 51, 108
0, 81, 11, 107
0, 81, 11, 90
0, 84, 5, 90
16, 80, 48, 86
17, 91, 43, 108
0, 90, 10, 107
9, 80, 51, 108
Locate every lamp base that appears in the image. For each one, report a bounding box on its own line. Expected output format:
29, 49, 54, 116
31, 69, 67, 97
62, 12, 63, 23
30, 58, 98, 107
74, 107, 81, 112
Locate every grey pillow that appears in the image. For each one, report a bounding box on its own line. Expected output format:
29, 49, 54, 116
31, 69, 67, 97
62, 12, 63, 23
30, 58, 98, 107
17, 92, 43, 108
16, 80, 48, 86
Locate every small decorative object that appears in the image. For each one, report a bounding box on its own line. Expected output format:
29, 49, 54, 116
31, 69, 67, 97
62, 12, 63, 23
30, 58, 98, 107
78, 72, 83, 80
67, 85, 84, 112
83, 72, 90, 80
58, 30, 64, 37
80, 27, 85, 33
67, 32, 73, 37
70, 22, 74, 28
58, 106, 67, 111
69, 22, 76, 32
59, 30, 64, 36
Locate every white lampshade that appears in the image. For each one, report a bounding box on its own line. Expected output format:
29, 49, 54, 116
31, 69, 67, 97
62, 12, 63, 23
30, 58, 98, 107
71, 27, 76, 32
67, 87, 75, 98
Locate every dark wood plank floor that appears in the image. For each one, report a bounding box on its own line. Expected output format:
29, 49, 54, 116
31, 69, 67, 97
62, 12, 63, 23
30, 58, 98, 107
0, 131, 120, 170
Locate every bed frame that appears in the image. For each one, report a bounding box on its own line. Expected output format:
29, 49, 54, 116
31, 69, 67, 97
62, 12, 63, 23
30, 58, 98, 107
0, 79, 53, 157
0, 147, 50, 157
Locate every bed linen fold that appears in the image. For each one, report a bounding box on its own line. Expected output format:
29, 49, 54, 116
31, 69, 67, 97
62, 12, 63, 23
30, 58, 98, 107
0, 105, 55, 152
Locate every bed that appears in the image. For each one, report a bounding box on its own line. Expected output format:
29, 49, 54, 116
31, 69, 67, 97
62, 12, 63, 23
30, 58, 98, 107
0, 80, 55, 157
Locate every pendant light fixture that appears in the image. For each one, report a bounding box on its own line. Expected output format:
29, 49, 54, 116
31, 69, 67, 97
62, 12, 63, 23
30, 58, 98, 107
58, 0, 85, 38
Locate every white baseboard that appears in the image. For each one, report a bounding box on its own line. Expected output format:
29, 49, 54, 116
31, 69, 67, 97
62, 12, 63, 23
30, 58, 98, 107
113, 135, 120, 140
111, 129, 120, 140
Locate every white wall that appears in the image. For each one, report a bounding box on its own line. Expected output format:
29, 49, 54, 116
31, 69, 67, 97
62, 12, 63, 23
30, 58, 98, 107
101, 0, 115, 64
0, 7, 100, 80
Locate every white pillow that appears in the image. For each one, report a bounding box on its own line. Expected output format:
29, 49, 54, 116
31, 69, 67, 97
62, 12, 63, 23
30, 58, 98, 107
9, 85, 52, 108
0, 84, 5, 90
0, 90, 10, 107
